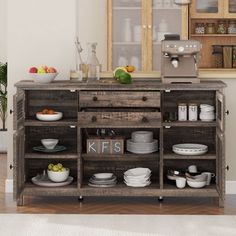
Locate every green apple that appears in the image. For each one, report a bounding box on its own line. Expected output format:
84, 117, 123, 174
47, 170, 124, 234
37, 67, 46, 74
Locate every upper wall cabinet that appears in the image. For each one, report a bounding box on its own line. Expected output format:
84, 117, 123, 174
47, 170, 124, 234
107, 0, 188, 72
190, 0, 236, 19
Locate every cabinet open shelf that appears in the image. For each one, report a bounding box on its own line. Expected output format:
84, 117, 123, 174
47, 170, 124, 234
80, 182, 160, 197
163, 184, 218, 197
162, 121, 217, 127
191, 34, 236, 37
82, 153, 159, 162
25, 152, 78, 160
23, 182, 78, 196
24, 119, 77, 127
163, 153, 216, 160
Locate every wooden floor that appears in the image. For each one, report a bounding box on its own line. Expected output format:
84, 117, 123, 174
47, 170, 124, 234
1, 154, 236, 214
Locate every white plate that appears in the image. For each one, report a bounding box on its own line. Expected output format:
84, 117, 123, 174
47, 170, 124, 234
32, 175, 73, 187
131, 131, 153, 143
124, 181, 151, 187
88, 182, 116, 188
124, 168, 151, 177
36, 112, 63, 121
93, 173, 114, 179
172, 143, 208, 156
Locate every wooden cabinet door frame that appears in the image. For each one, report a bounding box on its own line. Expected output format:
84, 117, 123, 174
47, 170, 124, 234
13, 127, 25, 204
216, 90, 225, 132
13, 90, 25, 131
224, 0, 236, 18
190, 0, 224, 19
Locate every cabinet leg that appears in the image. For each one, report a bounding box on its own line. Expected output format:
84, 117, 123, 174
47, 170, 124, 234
78, 196, 84, 202
158, 196, 164, 202
218, 197, 225, 208
17, 195, 24, 206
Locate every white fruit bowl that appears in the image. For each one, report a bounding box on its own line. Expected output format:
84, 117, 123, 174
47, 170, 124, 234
41, 139, 58, 150
47, 169, 70, 182
187, 180, 206, 188
30, 73, 58, 84
36, 112, 63, 121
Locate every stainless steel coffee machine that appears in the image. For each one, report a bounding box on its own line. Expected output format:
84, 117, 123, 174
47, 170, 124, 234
161, 40, 202, 83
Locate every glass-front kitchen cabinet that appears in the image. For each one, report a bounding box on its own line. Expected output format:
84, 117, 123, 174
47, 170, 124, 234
191, 0, 236, 18
107, 0, 188, 72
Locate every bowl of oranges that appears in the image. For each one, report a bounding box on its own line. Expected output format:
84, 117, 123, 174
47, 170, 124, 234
36, 108, 63, 121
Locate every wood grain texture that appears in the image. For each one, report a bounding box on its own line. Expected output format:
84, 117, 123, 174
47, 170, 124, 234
79, 91, 160, 108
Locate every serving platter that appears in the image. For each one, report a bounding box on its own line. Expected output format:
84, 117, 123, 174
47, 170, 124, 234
32, 175, 73, 187
33, 145, 66, 153
172, 143, 208, 156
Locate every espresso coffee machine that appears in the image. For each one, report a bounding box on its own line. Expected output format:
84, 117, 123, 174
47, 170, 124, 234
161, 39, 202, 83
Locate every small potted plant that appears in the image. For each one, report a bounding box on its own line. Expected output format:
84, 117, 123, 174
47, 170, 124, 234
0, 62, 7, 152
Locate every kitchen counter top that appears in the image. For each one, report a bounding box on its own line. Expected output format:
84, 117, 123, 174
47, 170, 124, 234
15, 79, 226, 91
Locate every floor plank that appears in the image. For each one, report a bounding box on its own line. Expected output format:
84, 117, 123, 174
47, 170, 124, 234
1, 154, 236, 214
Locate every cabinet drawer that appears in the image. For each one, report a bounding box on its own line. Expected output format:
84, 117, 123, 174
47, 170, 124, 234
79, 91, 160, 108
78, 112, 161, 128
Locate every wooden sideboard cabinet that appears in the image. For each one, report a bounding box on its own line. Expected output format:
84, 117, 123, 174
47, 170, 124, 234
13, 80, 226, 207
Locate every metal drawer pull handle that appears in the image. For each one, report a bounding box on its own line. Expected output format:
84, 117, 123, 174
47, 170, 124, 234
142, 96, 147, 101
91, 116, 97, 122
225, 110, 229, 115
93, 96, 98, 101
10, 109, 14, 114
226, 166, 229, 171
142, 117, 148, 123
10, 164, 14, 170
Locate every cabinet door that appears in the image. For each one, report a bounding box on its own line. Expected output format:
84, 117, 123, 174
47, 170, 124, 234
216, 129, 225, 206
13, 91, 25, 131
151, 0, 188, 71
107, 0, 144, 71
13, 127, 25, 202
190, 0, 224, 18
216, 91, 225, 132
224, 0, 236, 18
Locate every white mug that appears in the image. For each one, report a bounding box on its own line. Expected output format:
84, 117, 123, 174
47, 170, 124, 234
176, 177, 186, 189
188, 165, 198, 173
202, 172, 215, 185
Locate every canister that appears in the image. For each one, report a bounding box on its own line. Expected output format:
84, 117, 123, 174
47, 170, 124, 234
188, 103, 198, 121
178, 103, 187, 121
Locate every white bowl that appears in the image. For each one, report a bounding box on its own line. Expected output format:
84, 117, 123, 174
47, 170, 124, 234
47, 169, 69, 182
93, 173, 113, 179
124, 168, 151, 177
41, 139, 58, 150
187, 180, 206, 188
186, 174, 207, 182
30, 72, 58, 84
36, 112, 63, 121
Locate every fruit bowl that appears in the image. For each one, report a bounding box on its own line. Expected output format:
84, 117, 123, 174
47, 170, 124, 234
41, 139, 59, 150
30, 72, 58, 84
47, 168, 70, 182
36, 111, 63, 121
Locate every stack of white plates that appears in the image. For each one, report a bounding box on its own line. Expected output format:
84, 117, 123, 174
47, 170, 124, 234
127, 131, 158, 154
172, 143, 208, 156
200, 104, 215, 121
88, 173, 117, 188
124, 168, 151, 187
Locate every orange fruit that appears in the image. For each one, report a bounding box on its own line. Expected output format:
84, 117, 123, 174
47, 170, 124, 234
126, 65, 135, 73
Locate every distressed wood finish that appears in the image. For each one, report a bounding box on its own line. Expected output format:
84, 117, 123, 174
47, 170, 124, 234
13, 80, 226, 207
78, 111, 161, 128
79, 91, 160, 108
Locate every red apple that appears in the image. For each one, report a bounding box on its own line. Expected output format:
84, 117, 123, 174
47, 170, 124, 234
47, 67, 57, 73
42, 65, 48, 72
29, 67, 38, 73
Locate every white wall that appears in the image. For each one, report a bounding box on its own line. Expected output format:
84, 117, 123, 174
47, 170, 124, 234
7, 0, 77, 179
0, 0, 7, 63
4, 0, 236, 184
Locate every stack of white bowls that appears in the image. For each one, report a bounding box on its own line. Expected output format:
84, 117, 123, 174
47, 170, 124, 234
199, 104, 215, 121
127, 131, 158, 154
124, 168, 151, 187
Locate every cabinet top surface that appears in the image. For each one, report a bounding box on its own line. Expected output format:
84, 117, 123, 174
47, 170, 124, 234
15, 79, 226, 90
